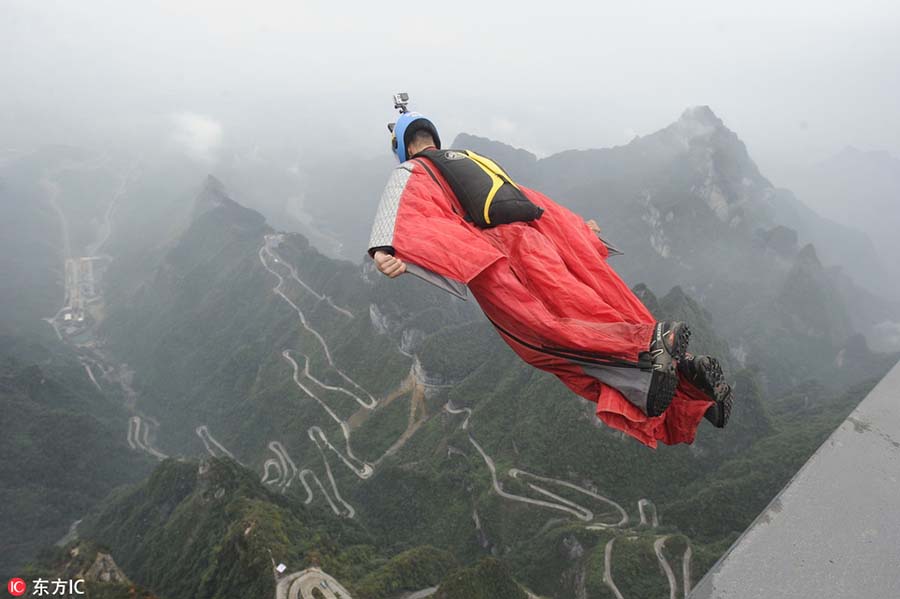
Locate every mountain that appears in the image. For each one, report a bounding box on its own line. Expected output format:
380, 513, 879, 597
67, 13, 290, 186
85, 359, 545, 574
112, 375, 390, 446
457, 107, 889, 392
786, 147, 900, 298
192, 147, 395, 261
97, 176, 475, 454
28, 176, 875, 598
83, 457, 368, 598
435, 558, 527, 599
5, 111, 898, 598
452, 134, 539, 180
831, 270, 900, 353
766, 187, 889, 299
0, 335, 152, 578
457, 107, 845, 295
79, 457, 459, 599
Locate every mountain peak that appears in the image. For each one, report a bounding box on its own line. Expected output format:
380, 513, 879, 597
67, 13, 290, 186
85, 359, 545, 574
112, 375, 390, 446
202, 174, 227, 195
189, 175, 267, 231
667, 105, 726, 146
796, 243, 822, 268
450, 133, 538, 183
679, 105, 721, 126
451, 133, 538, 162
192, 174, 230, 214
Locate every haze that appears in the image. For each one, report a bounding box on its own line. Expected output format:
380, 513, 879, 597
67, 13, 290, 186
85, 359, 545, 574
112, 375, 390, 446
3, 1, 899, 187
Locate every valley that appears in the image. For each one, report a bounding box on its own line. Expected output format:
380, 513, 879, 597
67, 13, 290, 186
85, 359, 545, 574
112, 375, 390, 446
2, 109, 897, 598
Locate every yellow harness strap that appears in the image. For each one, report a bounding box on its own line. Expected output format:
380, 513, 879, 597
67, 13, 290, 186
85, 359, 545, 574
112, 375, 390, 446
464, 151, 520, 225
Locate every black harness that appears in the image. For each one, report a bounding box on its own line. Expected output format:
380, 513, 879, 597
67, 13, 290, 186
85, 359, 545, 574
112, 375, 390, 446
412, 148, 544, 228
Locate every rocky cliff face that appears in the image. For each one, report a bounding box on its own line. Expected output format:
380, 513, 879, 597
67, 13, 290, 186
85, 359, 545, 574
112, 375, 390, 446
82, 551, 129, 584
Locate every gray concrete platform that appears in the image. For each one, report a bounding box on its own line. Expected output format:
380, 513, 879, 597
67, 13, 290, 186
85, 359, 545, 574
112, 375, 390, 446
691, 360, 900, 598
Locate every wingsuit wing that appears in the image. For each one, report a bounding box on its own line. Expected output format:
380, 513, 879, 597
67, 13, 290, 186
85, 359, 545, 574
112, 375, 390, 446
368, 161, 505, 290
597, 234, 623, 256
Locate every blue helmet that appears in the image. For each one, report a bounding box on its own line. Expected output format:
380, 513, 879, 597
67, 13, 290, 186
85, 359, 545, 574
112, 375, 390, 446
390, 112, 441, 163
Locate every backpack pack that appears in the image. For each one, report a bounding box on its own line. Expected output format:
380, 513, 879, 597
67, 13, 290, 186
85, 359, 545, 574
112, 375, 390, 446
413, 148, 543, 228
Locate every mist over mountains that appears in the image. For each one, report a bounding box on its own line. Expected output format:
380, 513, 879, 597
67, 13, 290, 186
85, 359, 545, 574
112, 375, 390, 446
1, 106, 898, 598
784, 146, 900, 294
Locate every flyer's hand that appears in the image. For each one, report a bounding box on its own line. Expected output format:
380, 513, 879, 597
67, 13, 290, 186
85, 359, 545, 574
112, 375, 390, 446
373, 250, 407, 278
586, 219, 602, 234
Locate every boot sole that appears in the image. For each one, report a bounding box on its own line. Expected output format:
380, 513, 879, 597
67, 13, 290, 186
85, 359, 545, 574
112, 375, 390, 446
670, 323, 691, 361
697, 357, 725, 395
700, 358, 733, 427
647, 368, 678, 417
646, 324, 691, 417
704, 385, 733, 428
720, 388, 733, 426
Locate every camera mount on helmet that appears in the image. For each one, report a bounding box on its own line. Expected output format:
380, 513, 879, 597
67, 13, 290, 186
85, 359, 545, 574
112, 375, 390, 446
393, 92, 410, 114
387, 92, 410, 134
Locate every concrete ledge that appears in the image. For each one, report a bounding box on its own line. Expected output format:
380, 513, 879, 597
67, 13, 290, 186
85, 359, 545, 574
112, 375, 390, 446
690, 359, 900, 598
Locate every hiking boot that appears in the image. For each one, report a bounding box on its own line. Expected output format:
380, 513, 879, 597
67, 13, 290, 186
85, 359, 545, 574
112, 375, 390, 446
644, 322, 691, 417
678, 354, 722, 394
679, 354, 733, 427
703, 384, 733, 428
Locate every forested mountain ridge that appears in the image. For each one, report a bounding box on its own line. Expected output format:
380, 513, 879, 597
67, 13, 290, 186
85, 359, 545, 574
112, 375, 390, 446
50, 176, 888, 597
1, 110, 897, 597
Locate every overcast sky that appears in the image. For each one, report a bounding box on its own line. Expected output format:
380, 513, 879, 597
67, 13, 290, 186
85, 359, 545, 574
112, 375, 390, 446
2, 0, 899, 185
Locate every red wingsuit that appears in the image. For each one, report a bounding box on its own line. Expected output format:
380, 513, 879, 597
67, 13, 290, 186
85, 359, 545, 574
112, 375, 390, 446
368, 156, 713, 447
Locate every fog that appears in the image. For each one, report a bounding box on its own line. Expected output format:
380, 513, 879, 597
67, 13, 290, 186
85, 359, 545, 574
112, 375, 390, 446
3, 0, 899, 181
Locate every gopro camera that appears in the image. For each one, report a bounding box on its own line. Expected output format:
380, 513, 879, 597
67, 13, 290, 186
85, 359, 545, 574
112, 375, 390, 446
393, 92, 410, 114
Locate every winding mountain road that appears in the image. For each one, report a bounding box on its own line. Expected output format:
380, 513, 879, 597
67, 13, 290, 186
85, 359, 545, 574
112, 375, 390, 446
196, 425, 241, 463
127, 416, 167, 459
282, 351, 372, 479
274, 243, 354, 319
654, 536, 678, 599
259, 234, 697, 598
259, 237, 374, 405
261, 458, 283, 485
275, 568, 352, 599
444, 402, 697, 599
41, 173, 72, 340
261, 234, 426, 518
446, 403, 628, 528
86, 162, 140, 257
603, 538, 625, 599
601, 532, 692, 599
286, 349, 374, 409
81, 358, 102, 391
264, 441, 348, 517
512, 469, 629, 528
638, 498, 659, 527
41, 160, 171, 465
